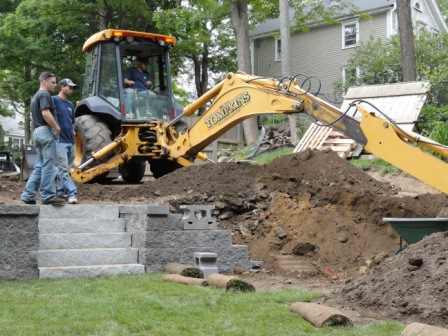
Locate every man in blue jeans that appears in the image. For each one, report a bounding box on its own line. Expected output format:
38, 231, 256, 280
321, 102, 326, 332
53, 78, 78, 204
21, 72, 65, 205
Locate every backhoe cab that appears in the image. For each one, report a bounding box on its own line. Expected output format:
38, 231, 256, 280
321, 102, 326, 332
74, 29, 178, 183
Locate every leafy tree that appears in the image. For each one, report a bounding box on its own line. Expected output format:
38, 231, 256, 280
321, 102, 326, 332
0, 0, 92, 141
437, 0, 448, 17
343, 32, 448, 144
154, 0, 236, 99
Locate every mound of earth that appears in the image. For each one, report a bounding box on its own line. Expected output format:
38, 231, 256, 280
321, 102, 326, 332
339, 232, 448, 327
77, 150, 448, 272
5, 150, 448, 273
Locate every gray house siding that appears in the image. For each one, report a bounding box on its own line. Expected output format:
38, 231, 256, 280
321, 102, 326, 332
254, 13, 388, 103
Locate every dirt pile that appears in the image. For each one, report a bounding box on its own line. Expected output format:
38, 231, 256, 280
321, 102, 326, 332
74, 150, 448, 272
5, 150, 447, 273
339, 232, 448, 327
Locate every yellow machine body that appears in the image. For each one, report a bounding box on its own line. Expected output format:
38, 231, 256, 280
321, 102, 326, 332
71, 71, 448, 194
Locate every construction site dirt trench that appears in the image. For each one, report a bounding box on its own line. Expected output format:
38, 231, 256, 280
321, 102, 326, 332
2, 150, 447, 326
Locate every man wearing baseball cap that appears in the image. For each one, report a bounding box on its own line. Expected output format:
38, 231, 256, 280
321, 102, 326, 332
53, 78, 78, 204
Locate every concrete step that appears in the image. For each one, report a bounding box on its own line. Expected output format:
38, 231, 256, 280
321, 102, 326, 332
39, 204, 119, 219
39, 233, 132, 250
38, 248, 139, 267
39, 264, 145, 279
39, 219, 125, 234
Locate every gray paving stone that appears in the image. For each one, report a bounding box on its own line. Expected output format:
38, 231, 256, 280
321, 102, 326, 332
122, 213, 183, 232
39, 204, 119, 219
0, 213, 39, 233
0, 205, 40, 216
0, 209, 39, 280
39, 233, 132, 250
39, 219, 125, 234
133, 230, 232, 249
38, 248, 139, 267
119, 204, 169, 216
121, 214, 147, 232
0, 250, 38, 279
147, 214, 184, 231
139, 244, 250, 273
39, 264, 145, 279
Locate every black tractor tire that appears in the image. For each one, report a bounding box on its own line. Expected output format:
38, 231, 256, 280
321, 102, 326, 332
119, 158, 146, 184
75, 114, 113, 182
149, 159, 182, 178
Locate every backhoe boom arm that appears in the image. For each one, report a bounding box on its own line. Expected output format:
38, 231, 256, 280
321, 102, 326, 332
166, 73, 448, 194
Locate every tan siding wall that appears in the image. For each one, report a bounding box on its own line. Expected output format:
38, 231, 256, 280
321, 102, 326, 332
253, 13, 388, 103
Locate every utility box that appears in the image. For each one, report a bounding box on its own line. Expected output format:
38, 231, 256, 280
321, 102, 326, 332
193, 252, 218, 278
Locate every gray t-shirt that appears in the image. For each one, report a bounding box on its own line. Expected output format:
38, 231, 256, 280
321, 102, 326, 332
31, 90, 55, 129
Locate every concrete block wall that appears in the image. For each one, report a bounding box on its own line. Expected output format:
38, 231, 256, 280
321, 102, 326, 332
0, 205, 39, 280
119, 205, 250, 272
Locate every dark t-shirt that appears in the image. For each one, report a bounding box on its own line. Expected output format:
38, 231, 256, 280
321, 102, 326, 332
31, 90, 55, 129
126, 68, 150, 91
53, 96, 75, 144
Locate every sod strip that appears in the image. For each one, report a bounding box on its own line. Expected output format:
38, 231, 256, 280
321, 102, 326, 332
207, 274, 255, 292
289, 302, 352, 327
401, 323, 448, 336
164, 263, 204, 279
162, 274, 208, 286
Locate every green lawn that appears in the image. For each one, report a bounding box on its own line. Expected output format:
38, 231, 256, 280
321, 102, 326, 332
0, 274, 403, 336
254, 147, 294, 165
351, 158, 400, 175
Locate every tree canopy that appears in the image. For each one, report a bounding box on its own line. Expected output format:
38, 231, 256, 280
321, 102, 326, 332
343, 31, 448, 144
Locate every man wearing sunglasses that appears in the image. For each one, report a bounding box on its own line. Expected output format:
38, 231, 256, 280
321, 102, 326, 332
21, 72, 65, 205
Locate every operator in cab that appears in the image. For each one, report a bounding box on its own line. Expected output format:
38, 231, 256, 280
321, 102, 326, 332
124, 57, 152, 91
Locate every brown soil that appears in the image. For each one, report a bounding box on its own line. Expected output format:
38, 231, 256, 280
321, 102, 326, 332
339, 232, 448, 327
4, 150, 447, 278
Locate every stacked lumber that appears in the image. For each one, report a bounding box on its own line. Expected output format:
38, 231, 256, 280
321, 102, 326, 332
294, 123, 357, 159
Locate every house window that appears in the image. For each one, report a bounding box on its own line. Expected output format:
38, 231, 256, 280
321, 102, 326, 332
274, 38, 281, 61
342, 21, 359, 49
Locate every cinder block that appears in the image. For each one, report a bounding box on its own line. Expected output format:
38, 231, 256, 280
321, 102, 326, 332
180, 205, 217, 230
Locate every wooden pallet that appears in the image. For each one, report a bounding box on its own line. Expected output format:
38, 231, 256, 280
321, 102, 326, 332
294, 123, 357, 158
318, 130, 357, 159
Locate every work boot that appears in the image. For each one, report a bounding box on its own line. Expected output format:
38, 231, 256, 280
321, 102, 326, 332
42, 196, 66, 206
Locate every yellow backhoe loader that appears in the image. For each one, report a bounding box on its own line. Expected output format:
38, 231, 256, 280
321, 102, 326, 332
72, 29, 448, 193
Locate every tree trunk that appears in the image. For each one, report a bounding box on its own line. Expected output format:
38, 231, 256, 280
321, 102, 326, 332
191, 46, 209, 98
98, 1, 113, 30
24, 64, 32, 144
200, 45, 209, 95
279, 0, 298, 144
397, 0, 417, 82
230, 0, 258, 145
